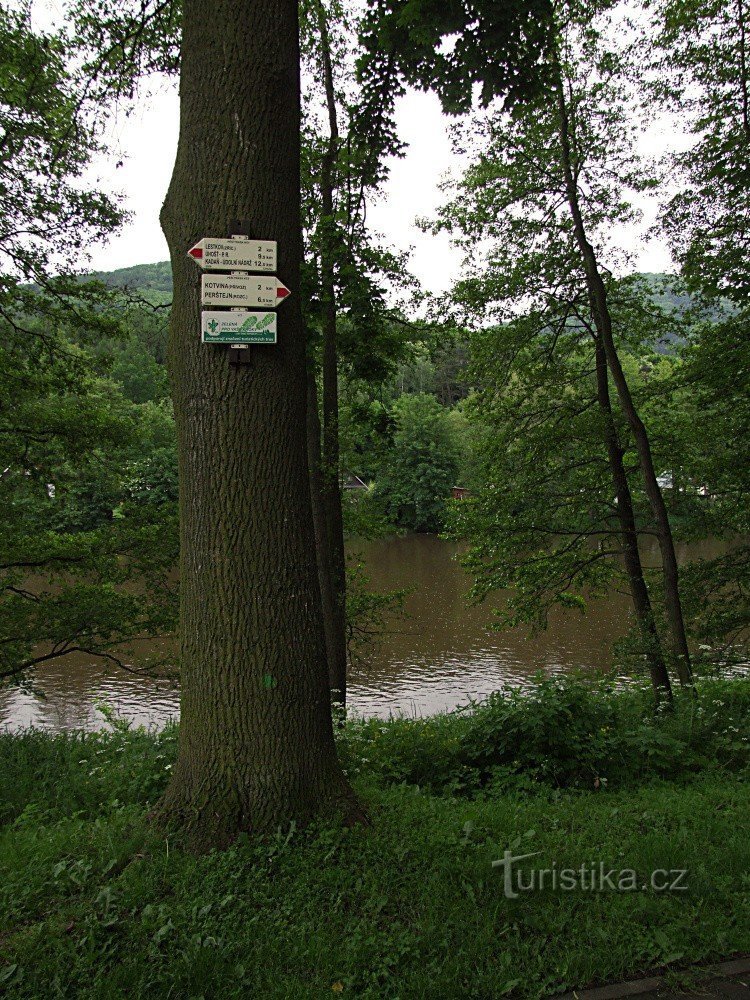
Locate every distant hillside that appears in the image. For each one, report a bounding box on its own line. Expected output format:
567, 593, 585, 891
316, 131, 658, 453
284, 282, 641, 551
90, 260, 173, 295
88, 265, 690, 305
84, 266, 717, 337
635, 273, 692, 315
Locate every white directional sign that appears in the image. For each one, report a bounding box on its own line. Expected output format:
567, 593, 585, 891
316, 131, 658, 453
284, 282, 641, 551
201, 274, 291, 308
202, 311, 277, 344
188, 238, 277, 272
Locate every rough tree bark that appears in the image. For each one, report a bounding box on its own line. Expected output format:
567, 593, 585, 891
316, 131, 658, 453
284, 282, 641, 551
554, 69, 693, 687
594, 338, 673, 700
156, 0, 360, 851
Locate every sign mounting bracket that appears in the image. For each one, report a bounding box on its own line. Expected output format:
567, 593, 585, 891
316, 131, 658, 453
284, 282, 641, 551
229, 220, 253, 367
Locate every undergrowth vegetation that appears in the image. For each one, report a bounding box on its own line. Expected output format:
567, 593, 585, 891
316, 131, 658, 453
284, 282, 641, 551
1, 676, 749, 998
338, 675, 750, 794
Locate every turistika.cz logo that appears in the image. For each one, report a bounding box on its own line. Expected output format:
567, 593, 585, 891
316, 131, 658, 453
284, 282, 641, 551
492, 850, 689, 899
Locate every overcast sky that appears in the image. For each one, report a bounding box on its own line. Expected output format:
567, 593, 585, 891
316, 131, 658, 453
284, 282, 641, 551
35, 0, 675, 294
85, 86, 676, 293
83, 84, 468, 293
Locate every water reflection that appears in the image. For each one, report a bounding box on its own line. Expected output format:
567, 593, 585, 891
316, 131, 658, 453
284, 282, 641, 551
0, 534, 728, 731
1, 659, 180, 733
347, 534, 626, 716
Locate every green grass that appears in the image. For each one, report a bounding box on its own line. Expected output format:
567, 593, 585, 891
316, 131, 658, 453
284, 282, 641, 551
1, 677, 749, 998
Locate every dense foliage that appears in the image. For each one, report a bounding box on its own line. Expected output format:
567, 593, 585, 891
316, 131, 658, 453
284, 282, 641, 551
0, 9, 177, 686
372, 393, 463, 533
0, 290, 178, 683
651, 0, 750, 302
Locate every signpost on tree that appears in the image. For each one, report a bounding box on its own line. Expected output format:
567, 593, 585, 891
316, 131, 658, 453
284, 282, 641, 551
190, 237, 291, 347
189, 228, 291, 355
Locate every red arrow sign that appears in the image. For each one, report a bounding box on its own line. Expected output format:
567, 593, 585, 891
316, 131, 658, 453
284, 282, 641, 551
187, 237, 277, 272
201, 274, 292, 308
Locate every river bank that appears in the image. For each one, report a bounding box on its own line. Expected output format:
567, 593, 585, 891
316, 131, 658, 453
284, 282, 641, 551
1, 676, 748, 998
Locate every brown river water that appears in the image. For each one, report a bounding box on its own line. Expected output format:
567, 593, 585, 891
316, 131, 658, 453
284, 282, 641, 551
0, 535, 728, 732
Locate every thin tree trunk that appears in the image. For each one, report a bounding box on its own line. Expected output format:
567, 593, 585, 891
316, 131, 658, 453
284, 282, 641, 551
738, 0, 750, 139
554, 69, 693, 686
306, 363, 343, 703
156, 0, 360, 851
594, 338, 673, 700
315, 0, 348, 708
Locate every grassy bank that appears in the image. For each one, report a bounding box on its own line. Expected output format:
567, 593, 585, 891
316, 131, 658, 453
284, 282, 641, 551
1, 677, 749, 998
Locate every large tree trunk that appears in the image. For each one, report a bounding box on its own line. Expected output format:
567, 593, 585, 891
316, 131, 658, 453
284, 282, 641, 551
316, 0, 348, 708
594, 338, 673, 700
554, 71, 693, 687
157, 0, 359, 851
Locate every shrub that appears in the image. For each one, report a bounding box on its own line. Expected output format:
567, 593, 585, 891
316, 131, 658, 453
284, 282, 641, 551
338, 675, 750, 795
